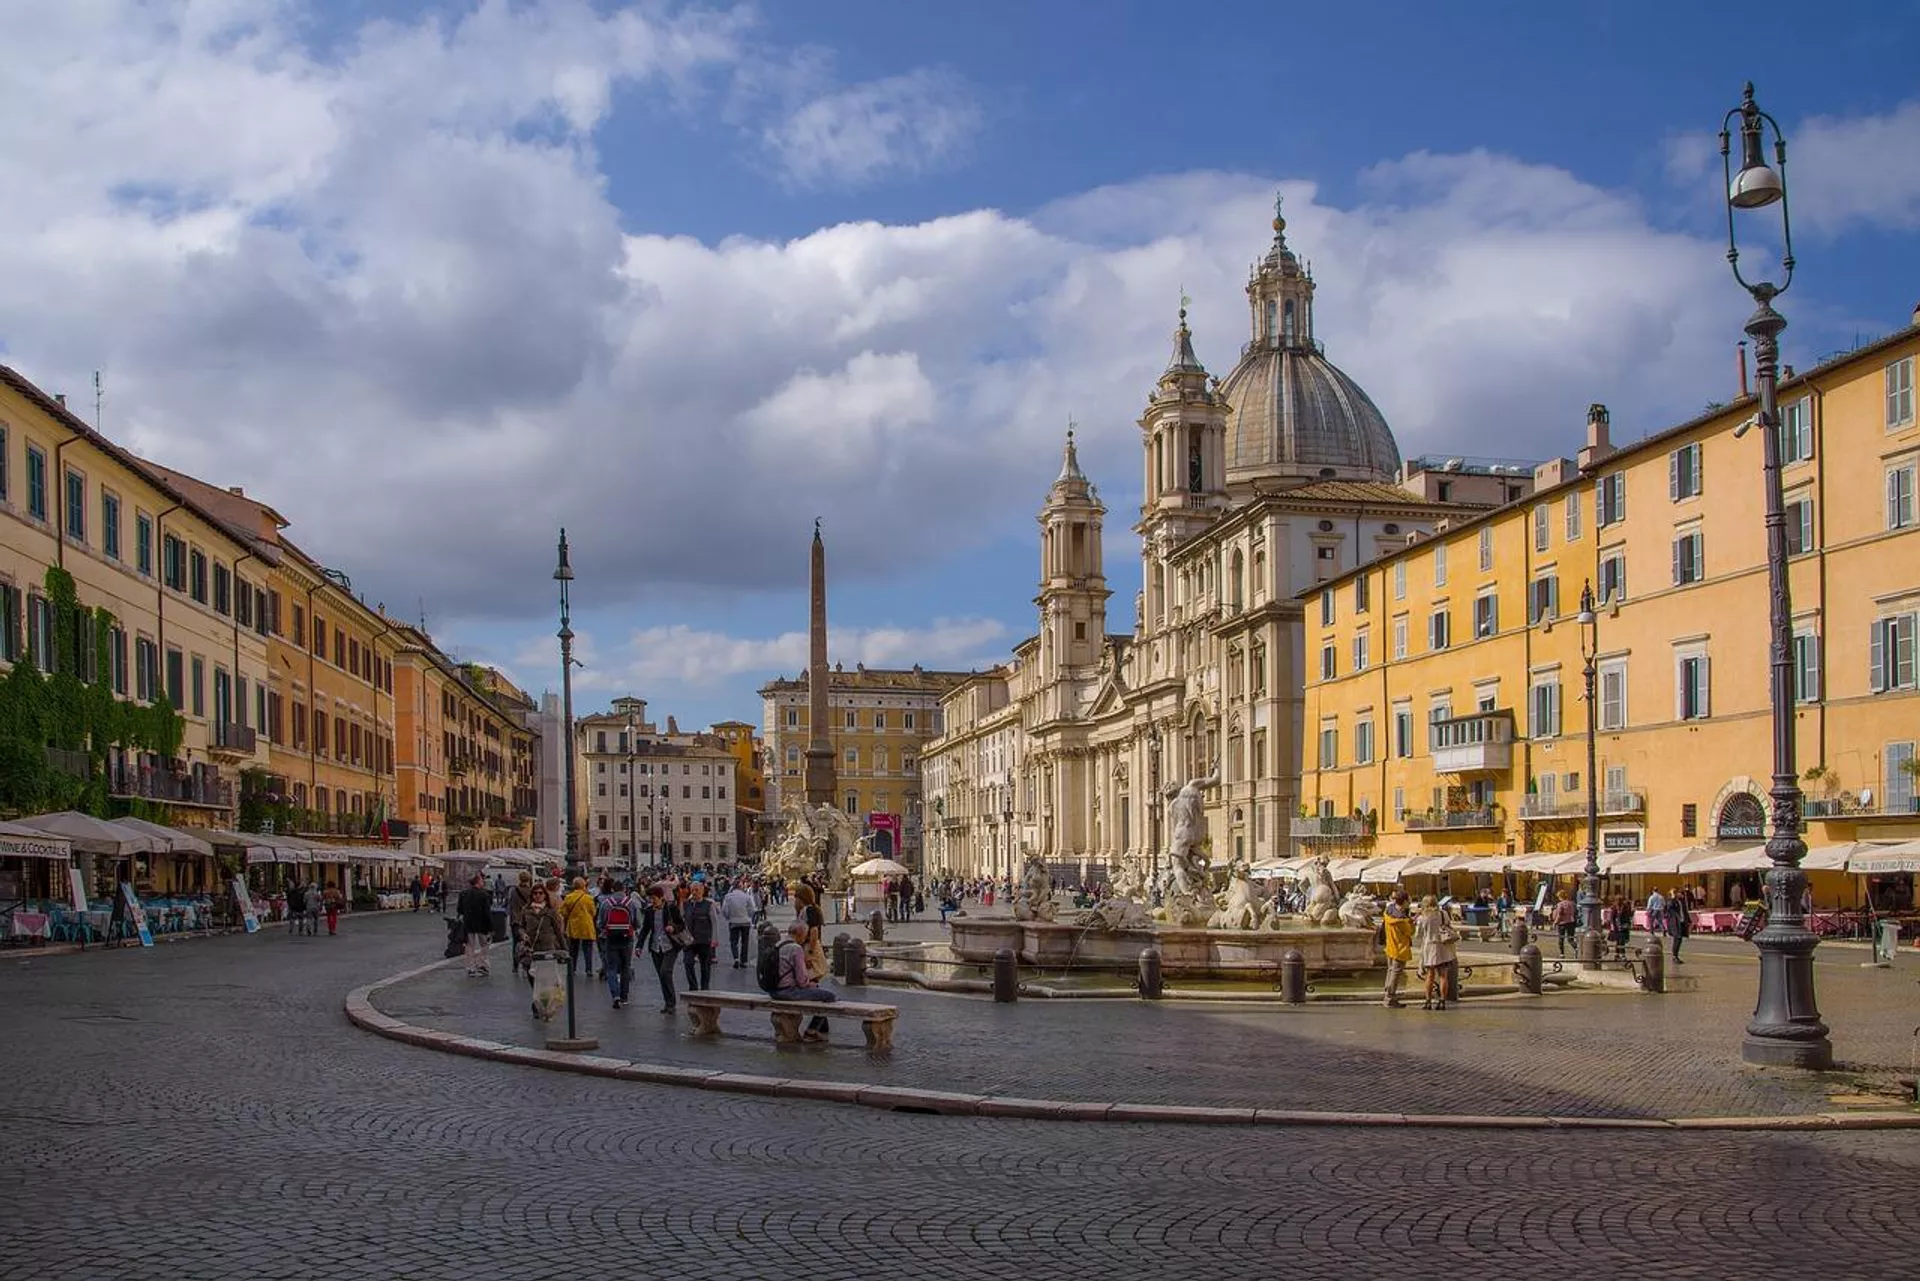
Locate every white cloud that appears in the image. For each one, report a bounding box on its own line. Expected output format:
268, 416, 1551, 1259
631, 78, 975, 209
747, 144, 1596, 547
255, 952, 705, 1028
765, 68, 982, 187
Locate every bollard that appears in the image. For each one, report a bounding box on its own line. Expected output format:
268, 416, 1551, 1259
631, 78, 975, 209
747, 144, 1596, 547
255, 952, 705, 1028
867, 908, 885, 943
845, 937, 868, 986
831, 932, 850, 978
1640, 941, 1666, 993
1508, 918, 1530, 955
992, 947, 1019, 1003
1516, 943, 1543, 995
1578, 928, 1603, 970
1279, 948, 1307, 1005
1138, 947, 1164, 1000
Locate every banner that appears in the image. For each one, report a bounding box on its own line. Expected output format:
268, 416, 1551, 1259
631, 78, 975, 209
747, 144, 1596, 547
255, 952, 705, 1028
231, 877, 260, 934
68, 865, 89, 914
119, 881, 153, 948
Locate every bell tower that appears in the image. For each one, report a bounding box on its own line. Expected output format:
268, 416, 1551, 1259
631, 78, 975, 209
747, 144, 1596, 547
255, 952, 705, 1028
1136, 302, 1228, 631
1248, 193, 1316, 352
1035, 424, 1109, 688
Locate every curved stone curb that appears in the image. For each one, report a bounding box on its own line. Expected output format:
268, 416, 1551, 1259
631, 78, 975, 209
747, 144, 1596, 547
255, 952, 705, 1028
344, 959, 1920, 1132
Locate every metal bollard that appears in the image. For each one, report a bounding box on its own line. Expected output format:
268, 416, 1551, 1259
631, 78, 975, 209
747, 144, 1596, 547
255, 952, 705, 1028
1279, 948, 1307, 1004
845, 937, 867, 985
831, 932, 849, 978
1578, 928, 1603, 970
1138, 947, 1164, 1000
1640, 941, 1666, 993
867, 909, 885, 943
1516, 943, 1543, 995
992, 947, 1019, 1003
1509, 918, 1530, 955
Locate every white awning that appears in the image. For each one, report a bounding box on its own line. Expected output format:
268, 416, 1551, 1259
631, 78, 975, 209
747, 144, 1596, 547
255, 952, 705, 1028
1327, 858, 1371, 882
14, 811, 156, 857
109, 817, 214, 858
1850, 839, 1920, 876
0, 820, 73, 861
1607, 845, 1714, 876
1359, 857, 1414, 883
1458, 855, 1513, 872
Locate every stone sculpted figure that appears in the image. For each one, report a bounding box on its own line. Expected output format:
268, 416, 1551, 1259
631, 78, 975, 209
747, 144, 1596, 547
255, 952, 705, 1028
1338, 885, 1378, 931
1208, 857, 1274, 931
1300, 854, 1343, 926
1162, 763, 1220, 900
1012, 854, 1057, 923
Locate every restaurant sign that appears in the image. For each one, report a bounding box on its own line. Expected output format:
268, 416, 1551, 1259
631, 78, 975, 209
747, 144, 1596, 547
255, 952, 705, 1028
1602, 829, 1643, 854
1716, 793, 1767, 842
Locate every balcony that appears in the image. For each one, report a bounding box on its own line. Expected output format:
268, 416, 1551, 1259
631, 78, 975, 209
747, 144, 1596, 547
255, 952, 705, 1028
448, 755, 470, 776
45, 746, 92, 779
1805, 795, 1920, 820
1291, 815, 1375, 841
110, 764, 234, 810
1429, 711, 1514, 775
1405, 808, 1500, 831
1519, 791, 1647, 821
209, 721, 258, 759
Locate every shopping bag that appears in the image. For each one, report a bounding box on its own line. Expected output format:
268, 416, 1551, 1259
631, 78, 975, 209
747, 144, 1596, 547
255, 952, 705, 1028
529, 955, 566, 1021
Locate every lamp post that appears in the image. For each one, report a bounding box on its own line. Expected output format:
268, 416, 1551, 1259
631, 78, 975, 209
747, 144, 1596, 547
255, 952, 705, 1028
1718, 82, 1830, 1069
1147, 724, 1163, 890
624, 713, 638, 873
1575, 581, 1603, 963
1003, 771, 1014, 885
554, 530, 577, 869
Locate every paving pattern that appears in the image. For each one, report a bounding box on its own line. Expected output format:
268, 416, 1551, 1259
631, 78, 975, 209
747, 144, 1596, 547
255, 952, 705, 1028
3, 913, 1919, 1279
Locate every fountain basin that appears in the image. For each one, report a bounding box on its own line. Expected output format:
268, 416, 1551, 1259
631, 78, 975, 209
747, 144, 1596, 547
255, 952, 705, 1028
949, 919, 1379, 977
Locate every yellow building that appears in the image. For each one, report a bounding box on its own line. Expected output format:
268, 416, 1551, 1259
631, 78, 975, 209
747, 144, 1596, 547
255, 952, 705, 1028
0, 365, 270, 866
391, 628, 536, 856
1300, 318, 1920, 909
710, 719, 768, 859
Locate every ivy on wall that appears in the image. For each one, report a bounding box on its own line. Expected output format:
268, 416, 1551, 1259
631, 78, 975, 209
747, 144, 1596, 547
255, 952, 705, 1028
0, 567, 185, 817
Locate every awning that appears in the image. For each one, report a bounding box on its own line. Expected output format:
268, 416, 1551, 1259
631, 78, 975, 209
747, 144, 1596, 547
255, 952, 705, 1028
1458, 855, 1513, 873
1685, 844, 1772, 873
1607, 845, 1714, 876
1850, 838, 1920, 876
109, 817, 214, 858
1327, 858, 1371, 882
0, 820, 73, 861
14, 811, 156, 857
1359, 857, 1414, 883
1402, 854, 1479, 875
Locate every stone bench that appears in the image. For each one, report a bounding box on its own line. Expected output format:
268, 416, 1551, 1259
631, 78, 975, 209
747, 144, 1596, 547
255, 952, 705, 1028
681, 991, 899, 1051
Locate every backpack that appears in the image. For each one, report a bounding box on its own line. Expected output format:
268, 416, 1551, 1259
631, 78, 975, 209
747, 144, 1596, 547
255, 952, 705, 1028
756, 941, 784, 995
602, 896, 633, 933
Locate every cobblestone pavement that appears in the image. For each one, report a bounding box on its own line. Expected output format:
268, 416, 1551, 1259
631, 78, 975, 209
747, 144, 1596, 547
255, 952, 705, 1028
4, 913, 1919, 1280
374, 922, 1920, 1120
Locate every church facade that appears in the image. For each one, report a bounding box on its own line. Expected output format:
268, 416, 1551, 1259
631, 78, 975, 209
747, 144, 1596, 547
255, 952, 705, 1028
921, 207, 1473, 883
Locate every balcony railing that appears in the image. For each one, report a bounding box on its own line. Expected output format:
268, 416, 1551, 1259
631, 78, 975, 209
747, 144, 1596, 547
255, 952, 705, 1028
1290, 815, 1374, 840
1518, 791, 1646, 820
1405, 808, 1499, 831
1429, 711, 1514, 774
211, 722, 258, 756
1806, 795, 1920, 819
110, 765, 234, 810
45, 746, 92, 779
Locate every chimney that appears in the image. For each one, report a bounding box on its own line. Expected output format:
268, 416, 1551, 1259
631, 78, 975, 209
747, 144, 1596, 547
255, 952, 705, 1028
1737, 341, 1749, 398
228, 486, 246, 497
1782, 364, 1795, 380
1577, 403, 1614, 474
666, 715, 679, 736
53, 393, 66, 407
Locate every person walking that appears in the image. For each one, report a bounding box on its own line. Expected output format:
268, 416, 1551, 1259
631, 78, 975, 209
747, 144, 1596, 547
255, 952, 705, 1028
1645, 886, 1668, 954
792, 884, 829, 986
1550, 890, 1577, 957
514, 882, 566, 1014
720, 881, 757, 969
505, 871, 533, 968
321, 882, 344, 936
772, 920, 835, 1042
1413, 894, 1459, 1010
680, 882, 720, 991
1663, 889, 1691, 964
457, 875, 494, 977
286, 880, 309, 937
596, 882, 638, 1008
561, 877, 598, 979
634, 884, 687, 1013
1381, 890, 1415, 1008
304, 881, 323, 937
409, 875, 424, 913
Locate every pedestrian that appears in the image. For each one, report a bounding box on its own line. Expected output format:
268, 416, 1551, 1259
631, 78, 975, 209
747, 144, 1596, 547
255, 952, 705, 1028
286, 880, 309, 936
321, 882, 344, 935
409, 875, 424, 913
1494, 889, 1512, 935
792, 883, 829, 986
596, 881, 638, 1008
1551, 889, 1577, 956
561, 876, 598, 979
506, 871, 532, 968
457, 875, 494, 977
634, 883, 687, 1014
1645, 886, 1668, 951
514, 882, 566, 1014
1663, 888, 1691, 963
1381, 890, 1414, 1008
1413, 894, 1458, 1010
720, 880, 757, 969
1606, 894, 1633, 959
305, 881, 323, 936
770, 920, 835, 1042
680, 882, 719, 991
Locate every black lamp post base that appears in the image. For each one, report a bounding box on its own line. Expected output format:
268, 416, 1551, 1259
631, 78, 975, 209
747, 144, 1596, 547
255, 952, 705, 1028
1742, 938, 1832, 1070
1741, 1031, 1832, 1070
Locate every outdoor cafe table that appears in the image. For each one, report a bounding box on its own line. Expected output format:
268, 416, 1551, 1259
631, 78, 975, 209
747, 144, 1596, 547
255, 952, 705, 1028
1692, 910, 1741, 932
7, 911, 50, 940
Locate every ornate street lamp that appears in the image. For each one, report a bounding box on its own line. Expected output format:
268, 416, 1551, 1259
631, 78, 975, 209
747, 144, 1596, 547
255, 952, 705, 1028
1719, 82, 1830, 1069
1575, 582, 1603, 965
625, 712, 639, 871
554, 530, 577, 868
1147, 723, 1163, 890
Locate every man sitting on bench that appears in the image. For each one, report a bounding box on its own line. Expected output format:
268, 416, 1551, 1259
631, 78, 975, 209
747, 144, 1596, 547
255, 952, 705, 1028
773, 921, 835, 1043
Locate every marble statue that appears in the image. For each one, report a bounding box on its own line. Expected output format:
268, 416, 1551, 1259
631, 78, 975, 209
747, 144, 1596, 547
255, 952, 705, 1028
1338, 886, 1378, 932
1208, 857, 1277, 931
1161, 763, 1220, 900
1299, 854, 1343, 927
1012, 854, 1057, 923
760, 800, 862, 891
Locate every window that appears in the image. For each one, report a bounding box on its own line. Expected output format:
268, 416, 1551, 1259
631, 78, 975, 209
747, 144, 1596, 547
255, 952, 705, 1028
1533, 505, 1550, 552
1317, 725, 1338, 770
1354, 719, 1375, 766
1889, 356, 1916, 430
187, 550, 207, 604
1889, 742, 1918, 812
213, 564, 231, 616
1250, 643, 1267, 693
844, 711, 856, 730
0, 427, 6, 503
235, 580, 252, 628
1433, 542, 1448, 587
1869, 614, 1917, 692
1671, 531, 1705, 586
333, 628, 345, 667
1565, 491, 1582, 541
1599, 660, 1627, 731
1347, 631, 1367, 673
845, 747, 857, 767
311, 616, 328, 655
1392, 616, 1407, 661
1677, 654, 1711, 721
1598, 551, 1627, 605
1354, 575, 1370, 613
28, 595, 54, 672
1669, 443, 1703, 501
786, 746, 799, 764
1393, 562, 1406, 601
785, 708, 798, 728
190, 655, 205, 717
1393, 707, 1414, 759
1479, 527, 1494, 572
1528, 575, 1559, 625
1473, 593, 1498, 639
1319, 644, 1336, 681
136, 513, 153, 576
1786, 498, 1814, 556
165, 648, 184, 709
1529, 680, 1562, 738
1596, 472, 1626, 527
1319, 590, 1333, 627
904, 712, 917, 730
135, 637, 157, 701
64, 469, 86, 541
0, 584, 17, 664
1428, 608, 1451, 651
26, 445, 48, 521
1888, 463, 1916, 531
109, 626, 127, 695
102, 492, 121, 560
1792, 631, 1820, 703
1778, 396, 1812, 464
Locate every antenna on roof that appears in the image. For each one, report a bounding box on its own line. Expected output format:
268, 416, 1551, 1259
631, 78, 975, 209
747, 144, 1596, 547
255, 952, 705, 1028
93, 371, 102, 430
418, 597, 429, 632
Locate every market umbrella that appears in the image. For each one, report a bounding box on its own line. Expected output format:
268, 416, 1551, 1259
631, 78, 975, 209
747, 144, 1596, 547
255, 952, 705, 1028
109, 817, 214, 858
849, 857, 910, 878
0, 819, 73, 861
14, 811, 157, 858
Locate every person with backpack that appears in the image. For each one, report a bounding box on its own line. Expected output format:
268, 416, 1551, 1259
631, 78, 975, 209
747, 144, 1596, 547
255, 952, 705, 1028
596, 882, 638, 1008
765, 920, 834, 1042
681, 882, 720, 991
633, 883, 687, 1014
286, 880, 309, 936
456, 875, 495, 977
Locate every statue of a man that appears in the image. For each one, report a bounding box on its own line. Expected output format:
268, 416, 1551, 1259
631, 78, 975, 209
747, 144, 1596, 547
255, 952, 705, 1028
1162, 764, 1220, 897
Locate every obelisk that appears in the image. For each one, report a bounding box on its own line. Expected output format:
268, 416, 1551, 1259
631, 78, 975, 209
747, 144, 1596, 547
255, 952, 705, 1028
803, 519, 838, 808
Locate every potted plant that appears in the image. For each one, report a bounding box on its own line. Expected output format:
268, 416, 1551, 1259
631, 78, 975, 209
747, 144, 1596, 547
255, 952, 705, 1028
1902, 756, 1920, 811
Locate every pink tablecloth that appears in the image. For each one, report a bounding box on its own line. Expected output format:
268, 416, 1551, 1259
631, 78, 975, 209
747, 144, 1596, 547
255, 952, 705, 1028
8, 912, 50, 939
1693, 910, 1741, 932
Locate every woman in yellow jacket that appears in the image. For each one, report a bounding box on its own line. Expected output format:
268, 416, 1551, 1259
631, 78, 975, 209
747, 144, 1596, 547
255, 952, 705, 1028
561, 877, 598, 979
1381, 889, 1416, 1009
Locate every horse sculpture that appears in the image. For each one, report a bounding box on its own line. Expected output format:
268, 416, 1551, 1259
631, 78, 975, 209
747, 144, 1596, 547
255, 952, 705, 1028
761, 801, 861, 891
1300, 854, 1343, 926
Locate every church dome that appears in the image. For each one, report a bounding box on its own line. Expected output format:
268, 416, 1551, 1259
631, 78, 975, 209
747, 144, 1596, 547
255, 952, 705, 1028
1217, 201, 1401, 484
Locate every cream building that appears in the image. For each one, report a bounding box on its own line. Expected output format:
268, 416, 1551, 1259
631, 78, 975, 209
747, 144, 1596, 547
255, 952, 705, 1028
577, 697, 738, 869
921, 207, 1484, 883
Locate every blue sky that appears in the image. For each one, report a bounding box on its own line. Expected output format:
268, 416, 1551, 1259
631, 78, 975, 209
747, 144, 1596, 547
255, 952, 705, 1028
2, 1, 1916, 729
